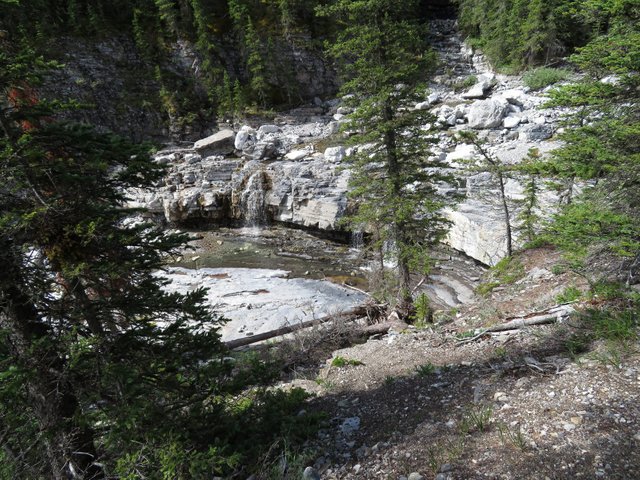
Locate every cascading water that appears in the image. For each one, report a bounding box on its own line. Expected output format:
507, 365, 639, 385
350, 229, 365, 250
240, 170, 268, 229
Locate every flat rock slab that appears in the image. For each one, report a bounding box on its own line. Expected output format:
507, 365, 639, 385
194, 129, 236, 156
159, 267, 366, 342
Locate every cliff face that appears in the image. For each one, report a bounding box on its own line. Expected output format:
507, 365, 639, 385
40, 34, 336, 142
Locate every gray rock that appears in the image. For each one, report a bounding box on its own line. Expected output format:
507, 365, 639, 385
428, 92, 441, 104
340, 417, 361, 435
302, 466, 321, 480
235, 125, 256, 151
324, 146, 346, 163
257, 124, 281, 138
285, 149, 309, 161
408, 473, 425, 480
522, 124, 554, 142
461, 80, 491, 99
503, 116, 521, 129
193, 129, 236, 156
467, 99, 508, 129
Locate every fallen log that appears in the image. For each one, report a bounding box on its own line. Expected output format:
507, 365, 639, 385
457, 304, 575, 345
224, 305, 368, 349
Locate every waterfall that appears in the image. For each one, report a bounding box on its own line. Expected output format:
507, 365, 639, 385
240, 170, 268, 228
350, 229, 365, 250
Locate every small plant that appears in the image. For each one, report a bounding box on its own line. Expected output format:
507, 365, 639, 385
331, 356, 364, 368
453, 74, 478, 92
564, 333, 591, 358
412, 292, 432, 327
497, 422, 527, 450
459, 405, 493, 434
551, 263, 568, 275
476, 281, 500, 296
415, 362, 436, 377
314, 378, 335, 390
556, 285, 583, 303
476, 257, 525, 296
494, 346, 508, 359
522, 67, 571, 90
455, 330, 476, 340
384, 375, 396, 385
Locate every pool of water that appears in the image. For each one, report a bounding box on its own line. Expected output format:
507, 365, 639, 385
171, 226, 367, 287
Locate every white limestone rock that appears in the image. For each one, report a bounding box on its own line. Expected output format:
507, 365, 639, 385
193, 129, 236, 156
461, 80, 491, 99
467, 98, 508, 129
235, 125, 256, 151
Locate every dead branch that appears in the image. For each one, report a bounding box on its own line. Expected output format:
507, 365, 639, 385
456, 304, 575, 345
225, 305, 368, 349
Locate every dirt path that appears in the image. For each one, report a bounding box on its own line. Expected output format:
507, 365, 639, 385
278, 249, 640, 479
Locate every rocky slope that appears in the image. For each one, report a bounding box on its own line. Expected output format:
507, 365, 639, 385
134, 19, 572, 266
272, 248, 640, 480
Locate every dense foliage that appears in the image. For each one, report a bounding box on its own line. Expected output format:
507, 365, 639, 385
456, 0, 640, 70
540, 14, 640, 282
0, 40, 318, 478
0, 0, 332, 134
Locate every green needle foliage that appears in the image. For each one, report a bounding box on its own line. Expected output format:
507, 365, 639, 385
540, 6, 640, 284
318, 0, 455, 312
0, 40, 316, 479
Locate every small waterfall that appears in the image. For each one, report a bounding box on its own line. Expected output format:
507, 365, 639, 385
350, 229, 365, 250
240, 170, 268, 228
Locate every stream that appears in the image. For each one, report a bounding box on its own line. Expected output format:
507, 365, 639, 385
159, 226, 484, 343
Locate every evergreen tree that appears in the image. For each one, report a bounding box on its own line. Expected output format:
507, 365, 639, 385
542, 6, 640, 282
318, 0, 454, 313
0, 40, 246, 478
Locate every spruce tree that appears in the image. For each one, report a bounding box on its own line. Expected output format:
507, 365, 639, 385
319, 0, 454, 313
0, 40, 232, 478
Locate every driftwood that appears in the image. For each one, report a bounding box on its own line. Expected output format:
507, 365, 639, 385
457, 304, 575, 345
224, 305, 368, 349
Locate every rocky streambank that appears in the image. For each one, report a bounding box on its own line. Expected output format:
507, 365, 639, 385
133, 19, 571, 266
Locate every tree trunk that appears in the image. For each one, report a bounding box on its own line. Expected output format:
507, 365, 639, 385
0, 285, 103, 479
497, 171, 513, 257
383, 103, 412, 309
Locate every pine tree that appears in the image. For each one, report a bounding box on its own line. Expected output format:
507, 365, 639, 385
318, 0, 454, 313
542, 7, 640, 282
0, 40, 232, 478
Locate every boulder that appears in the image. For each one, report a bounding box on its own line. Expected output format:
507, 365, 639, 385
234, 125, 256, 151
521, 124, 554, 142
257, 124, 281, 138
461, 80, 491, 99
467, 98, 508, 129
324, 146, 346, 163
194, 129, 236, 156
503, 116, 521, 129
284, 149, 308, 161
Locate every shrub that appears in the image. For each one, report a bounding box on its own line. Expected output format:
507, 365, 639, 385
556, 285, 583, 303
523, 67, 571, 90
331, 356, 364, 367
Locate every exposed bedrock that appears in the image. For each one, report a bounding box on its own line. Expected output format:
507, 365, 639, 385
133, 19, 573, 266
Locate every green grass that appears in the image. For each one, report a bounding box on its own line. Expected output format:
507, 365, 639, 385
476, 256, 525, 296
523, 67, 571, 90
331, 356, 364, 368
459, 405, 493, 434
556, 285, 583, 303
415, 362, 436, 377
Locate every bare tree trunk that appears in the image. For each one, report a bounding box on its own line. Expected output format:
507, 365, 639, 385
496, 171, 513, 257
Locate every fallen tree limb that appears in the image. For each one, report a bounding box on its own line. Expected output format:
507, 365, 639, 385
224, 305, 368, 349
457, 305, 575, 345
360, 320, 410, 335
